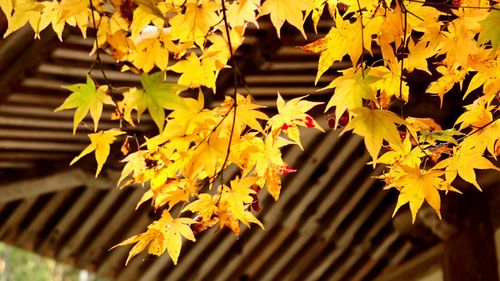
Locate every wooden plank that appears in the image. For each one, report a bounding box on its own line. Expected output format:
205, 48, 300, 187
0, 139, 84, 152
229, 86, 329, 97
0, 128, 87, 141
0, 28, 56, 102
0, 169, 113, 204
96, 210, 152, 278
342, 232, 400, 281
15, 191, 72, 250
296, 195, 390, 281
0, 151, 68, 160
0, 104, 75, 118
0, 115, 116, 130
37, 64, 141, 83
375, 245, 443, 281
51, 48, 116, 64
274, 154, 374, 281
38, 188, 98, 257
256, 140, 365, 281
244, 74, 336, 84
78, 189, 144, 267
57, 190, 122, 261
0, 197, 38, 241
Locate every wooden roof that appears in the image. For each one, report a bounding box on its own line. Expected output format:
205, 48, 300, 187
0, 19, 497, 281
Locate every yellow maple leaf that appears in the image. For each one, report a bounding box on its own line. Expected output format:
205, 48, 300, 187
131, 26, 178, 72
55, 75, 113, 135
187, 136, 229, 178
455, 96, 494, 131
226, 0, 260, 27
310, 0, 335, 33
3, 0, 44, 38
70, 129, 125, 177
323, 67, 380, 127
426, 65, 467, 106
434, 144, 500, 190
463, 119, 500, 159
406, 38, 436, 75
114, 210, 196, 265
302, 17, 367, 83
169, 0, 221, 47
182, 193, 218, 222
169, 52, 218, 92
258, 0, 313, 38
268, 93, 323, 149
342, 107, 406, 164
392, 165, 444, 223
218, 94, 269, 136
217, 177, 264, 234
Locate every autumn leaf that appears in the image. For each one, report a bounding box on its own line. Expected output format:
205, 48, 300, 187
169, 0, 221, 47
122, 72, 185, 131
434, 144, 500, 190
323, 67, 380, 128
55, 75, 113, 135
392, 165, 444, 223
227, 94, 269, 135
342, 108, 406, 164
182, 193, 218, 223
268, 93, 323, 149
258, 0, 313, 38
302, 16, 375, 83
71, 129, 125, 177
169, 52, 218, 92
226, 0, 261, 27
114, 210, 196, 265
217, 177, 264, 234
478, 7, 500, 53
3, 0, 43, 38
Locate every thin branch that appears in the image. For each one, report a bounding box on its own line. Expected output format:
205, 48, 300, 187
356, 0, 366, 79
217, 0, 239, 185
398, 0, 408, 117
88, 0, 132, 133
404, 0, 500, 10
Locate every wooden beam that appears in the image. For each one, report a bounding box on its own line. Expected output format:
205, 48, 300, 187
16, 191, 73, 250
57, 189, 121, 261
38, 188, 98, 257
78, 189, 144, 268
0, 169, 114, 204
0, 197, 38, 241
442, 192, 499, 281
376, 244, 443, 281
0, 27, 56, 103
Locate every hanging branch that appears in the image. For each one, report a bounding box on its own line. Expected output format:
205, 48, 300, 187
356, 0, 366, 79
88, 0, 134, 135
217, 0, 239, 185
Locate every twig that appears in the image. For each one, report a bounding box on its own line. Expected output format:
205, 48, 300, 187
404, 0, 500, 10
356, 0, 366, 79
217, 0, 239, 185
88, 0, 132, 133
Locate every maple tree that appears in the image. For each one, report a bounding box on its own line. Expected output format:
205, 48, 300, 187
1, 0, 499, 265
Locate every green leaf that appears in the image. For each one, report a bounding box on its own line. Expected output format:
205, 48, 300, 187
55, 75, 112, 135
125, 72, 186, 131
478, 8, 500, 53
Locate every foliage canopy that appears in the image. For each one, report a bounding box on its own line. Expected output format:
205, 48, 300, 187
1, 0, 499, 265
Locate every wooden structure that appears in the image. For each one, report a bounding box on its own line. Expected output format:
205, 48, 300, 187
0, 17, 499, 281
